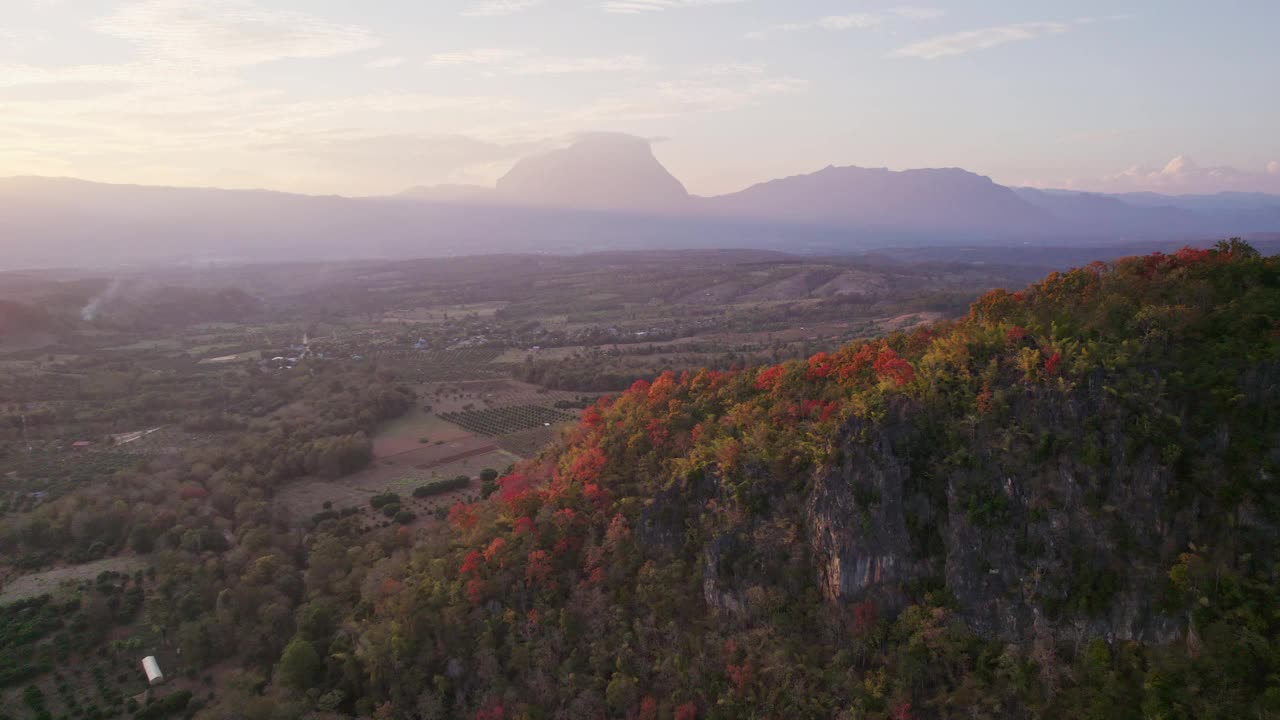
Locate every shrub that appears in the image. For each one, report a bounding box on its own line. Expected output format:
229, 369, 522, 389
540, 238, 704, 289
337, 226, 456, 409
132, 690, 191, 720
311, 510, 339, 524
370, 493, 401, 509
412, 476, 469, 498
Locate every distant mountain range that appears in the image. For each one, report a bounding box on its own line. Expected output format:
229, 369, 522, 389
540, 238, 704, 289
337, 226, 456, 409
4, 133, 1280, 269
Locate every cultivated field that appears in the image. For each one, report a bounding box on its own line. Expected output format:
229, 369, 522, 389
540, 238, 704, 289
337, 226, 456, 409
276, 378, 582, 525
441, 405, 576, 437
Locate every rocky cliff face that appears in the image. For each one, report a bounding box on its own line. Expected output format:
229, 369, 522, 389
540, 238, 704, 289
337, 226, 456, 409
806, 413, 933, 615
681, 359, 1280, 648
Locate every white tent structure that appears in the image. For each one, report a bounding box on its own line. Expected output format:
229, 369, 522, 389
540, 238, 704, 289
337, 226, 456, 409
142, 656, 164, 685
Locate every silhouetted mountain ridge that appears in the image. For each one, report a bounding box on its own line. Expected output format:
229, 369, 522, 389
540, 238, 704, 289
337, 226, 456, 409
3, 134, 1280, 269
703, 165, 1052, 233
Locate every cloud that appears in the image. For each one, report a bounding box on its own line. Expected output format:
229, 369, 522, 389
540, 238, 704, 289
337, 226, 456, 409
427, 48, 652, 74
1066, 156, 1280, 194
697, 62, 766, 76
426, 48, 525, 67
95, 0, 379, 68
0, 53, 525, 190
747, 8, 940, 39
891, 20, 1084, 59
564, 73, 807, 124
747, 13, 879, 38
512, 55, 651, 74
462, 0, 544, 17
817, 14, 883, 30
0, 27, 49, 55
0, 61, 137, 90
892, 7, 945, 21
0, 0, 394, 178
248, 131, 540, 189
365, 56, 406, 69
0, 2, 801, 194
601, 0, 746, 14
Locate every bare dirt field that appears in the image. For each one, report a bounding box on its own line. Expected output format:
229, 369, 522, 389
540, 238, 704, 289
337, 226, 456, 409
371, 408, 476, 457
494, 426, 563, 458
875, 312, 944, 332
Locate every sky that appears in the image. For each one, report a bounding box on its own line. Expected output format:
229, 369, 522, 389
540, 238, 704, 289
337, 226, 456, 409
2, 0, 1279, 197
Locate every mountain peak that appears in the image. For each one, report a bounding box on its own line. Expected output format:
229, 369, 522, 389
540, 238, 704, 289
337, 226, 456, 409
495, 133, 689, 212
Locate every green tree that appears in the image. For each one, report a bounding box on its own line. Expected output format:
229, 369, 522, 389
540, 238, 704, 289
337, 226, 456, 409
480, 468, 500, 499
277, 637, 322, 690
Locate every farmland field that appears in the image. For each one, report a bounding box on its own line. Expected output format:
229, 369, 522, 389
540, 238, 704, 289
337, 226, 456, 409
0, 567, 174, 720
394, 347, 507, 381
0, 449, 145, 515
275, 447, 518, 521
492, 346, 585, 363
440, 405, 576, 436
421, 379, 595, 409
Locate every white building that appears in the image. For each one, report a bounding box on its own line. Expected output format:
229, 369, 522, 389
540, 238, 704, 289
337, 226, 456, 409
142, 656, 164, 685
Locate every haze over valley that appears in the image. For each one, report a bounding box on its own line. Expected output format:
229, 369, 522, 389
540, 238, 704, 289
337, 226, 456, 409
5, 134, 1280, 269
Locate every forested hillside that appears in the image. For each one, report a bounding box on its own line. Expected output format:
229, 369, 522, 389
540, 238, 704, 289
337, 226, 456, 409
4, 242, 1279, 720
333, 240, 1280, 719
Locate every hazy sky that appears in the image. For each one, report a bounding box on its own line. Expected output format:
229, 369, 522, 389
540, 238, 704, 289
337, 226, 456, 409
3, 0, 1278, 196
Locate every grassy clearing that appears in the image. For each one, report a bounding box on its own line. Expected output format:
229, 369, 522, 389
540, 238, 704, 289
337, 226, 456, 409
0, 557, 148, 603
275, 445, 517, 520
494, 427, 563, 458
